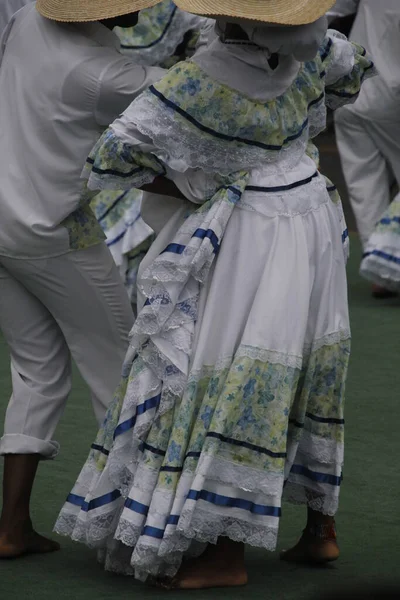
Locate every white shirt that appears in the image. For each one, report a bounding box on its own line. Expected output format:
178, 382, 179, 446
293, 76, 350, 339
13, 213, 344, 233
0, 4, 164, 258
0, 0, 31, 35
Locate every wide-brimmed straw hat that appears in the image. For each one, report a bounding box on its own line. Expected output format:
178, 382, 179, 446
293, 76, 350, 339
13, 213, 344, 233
174, 0, 335, 25
36, 0, 161, 23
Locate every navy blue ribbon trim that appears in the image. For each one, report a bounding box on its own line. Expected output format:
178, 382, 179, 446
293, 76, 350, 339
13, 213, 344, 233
90, 163, 145, 179
160, 466, 183, 473
113, 393, 161, 439
326, 185, 337, 193
139, 441, 166, 457
380, 216, 400, 225
187, 489, 281, 517
246, 171, 318, 194
192, 228, 220, 253
120, 6, 177, 50
161, 242, 186, 255
320, 37, 333, 63
327, 62, 375, 99
289, 412, 345, 428
149, 86, 310, 151
97, 191, 129, 223
342, 229, 349, 243
206, 431, 287, 459
66, 489, 121, 512
363, 249, 400, 265
91, 443, 109, 456
124, 498, 149, 516
142, 525, 164, 539
290, 465, 342, 487
107, 229, 127, 248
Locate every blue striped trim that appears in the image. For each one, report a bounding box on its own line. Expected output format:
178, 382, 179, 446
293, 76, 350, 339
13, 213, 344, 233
193, 228, 220, 253
363, 249, 400, 265
380, 216, 400, 225
290, 465, 342, 487
308, 92, 325, 109
342, 229, 349, 243
91, 443, 109, 456
142, 525, 164, 539
326, 185, 337, 193
66, 489, 121, 512
207, 432, 286, 459
327, 62, 375, 99
246, 171, 318, 194
320, 37, 333, 62
149, 85, 310, 151
187, 489, 281, 517
162, 242, 186, 255
88, 161, 145, 179
160, 466, 183, 473
120, 6, 177, 49
167, 515, 180, 525
113, 393, 161, 439
139, 441, 166, 457
107, 229, 126, 247
97, 191, 128, 223
289, 412, 345, 428
125, 498, 149, 516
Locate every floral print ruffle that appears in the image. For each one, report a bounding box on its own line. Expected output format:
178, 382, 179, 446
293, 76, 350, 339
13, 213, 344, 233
55, 333, 349, 579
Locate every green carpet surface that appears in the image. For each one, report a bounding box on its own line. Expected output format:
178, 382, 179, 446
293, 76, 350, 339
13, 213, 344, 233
0, 237, 399, 599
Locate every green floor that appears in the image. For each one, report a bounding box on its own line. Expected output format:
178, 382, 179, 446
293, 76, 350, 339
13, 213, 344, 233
0, 237, 399, 600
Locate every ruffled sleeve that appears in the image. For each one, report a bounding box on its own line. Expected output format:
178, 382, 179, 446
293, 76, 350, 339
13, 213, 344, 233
82, 128, 166, 192
322, 31, 376, 110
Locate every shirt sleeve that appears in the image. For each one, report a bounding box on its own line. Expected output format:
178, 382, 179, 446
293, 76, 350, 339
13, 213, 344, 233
95, 59, 165, 127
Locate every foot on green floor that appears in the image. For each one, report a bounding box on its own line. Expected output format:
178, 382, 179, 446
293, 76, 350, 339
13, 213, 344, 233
0, 529, 60, 559
280, 527, 339, 565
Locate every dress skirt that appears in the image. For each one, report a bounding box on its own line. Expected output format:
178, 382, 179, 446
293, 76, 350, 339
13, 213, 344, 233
55, 162, 350, 580
360, 192, 400, 291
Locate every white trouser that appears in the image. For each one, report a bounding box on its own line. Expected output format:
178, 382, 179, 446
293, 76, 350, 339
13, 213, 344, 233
0, 243, 134, 459
335, 81, 400, 249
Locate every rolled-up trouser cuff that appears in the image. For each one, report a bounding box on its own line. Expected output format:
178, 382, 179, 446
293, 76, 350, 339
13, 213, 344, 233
0, 433, 60, 459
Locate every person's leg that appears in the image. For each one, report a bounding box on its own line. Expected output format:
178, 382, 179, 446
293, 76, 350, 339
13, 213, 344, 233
16, 244, 134, 422
0, 261, 72, 557
280, 508, 339, 564
335, 105, 392, 249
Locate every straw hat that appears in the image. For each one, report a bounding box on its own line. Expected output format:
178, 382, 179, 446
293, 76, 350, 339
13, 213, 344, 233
36, 0, 161, 23
173, 0, 336, 25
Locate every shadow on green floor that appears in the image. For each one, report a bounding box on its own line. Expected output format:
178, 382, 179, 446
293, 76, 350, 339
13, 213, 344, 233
0, 236, 399, 599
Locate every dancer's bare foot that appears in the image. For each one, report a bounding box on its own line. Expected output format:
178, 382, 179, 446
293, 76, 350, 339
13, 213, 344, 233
0, 527, 60, 559
280, 533, 339, 565
371, 284, 398, 299
281, 519, 339, 565
158, 539, 248, 590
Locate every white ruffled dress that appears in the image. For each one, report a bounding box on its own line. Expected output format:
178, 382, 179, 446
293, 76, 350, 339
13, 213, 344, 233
56, 31, 375, 580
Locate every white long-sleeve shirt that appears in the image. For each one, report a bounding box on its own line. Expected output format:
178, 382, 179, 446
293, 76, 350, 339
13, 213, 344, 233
0, 4, 164, 258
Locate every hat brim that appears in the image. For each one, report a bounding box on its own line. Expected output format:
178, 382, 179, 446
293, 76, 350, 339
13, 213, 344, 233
36, 0, 161, 23
174, 0, 335, 25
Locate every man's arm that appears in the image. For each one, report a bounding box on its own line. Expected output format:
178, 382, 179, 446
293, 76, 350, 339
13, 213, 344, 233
95, 59, 165, 127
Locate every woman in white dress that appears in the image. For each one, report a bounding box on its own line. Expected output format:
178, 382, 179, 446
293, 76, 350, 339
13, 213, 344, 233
56, 0, 375, 588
